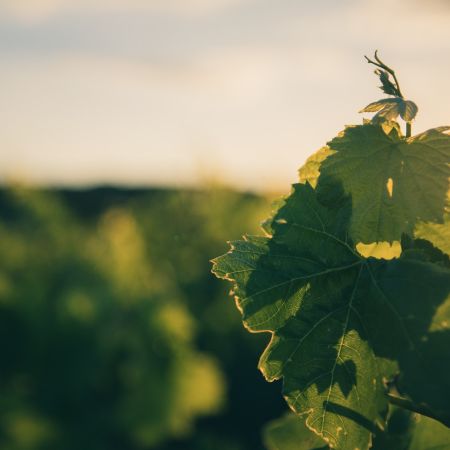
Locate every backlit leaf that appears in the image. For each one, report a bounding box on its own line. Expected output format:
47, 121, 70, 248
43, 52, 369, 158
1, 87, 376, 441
359, 98, 402, 114
298, 147, 335, 189
399, 100, 418, 122
415, 214, 450, 256
317, 123, 450, 243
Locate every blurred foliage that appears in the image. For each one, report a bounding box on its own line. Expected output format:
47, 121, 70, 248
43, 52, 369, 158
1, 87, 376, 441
0, 185, 287, 450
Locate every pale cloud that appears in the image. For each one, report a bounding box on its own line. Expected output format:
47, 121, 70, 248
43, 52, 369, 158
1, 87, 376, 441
343, 0, 450, 50
0, 0, 61, 23
0, 0, 449, 190
0, 0, 253, 23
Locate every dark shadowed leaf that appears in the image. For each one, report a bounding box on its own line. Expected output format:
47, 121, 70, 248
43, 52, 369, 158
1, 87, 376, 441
376, 70, 400, 96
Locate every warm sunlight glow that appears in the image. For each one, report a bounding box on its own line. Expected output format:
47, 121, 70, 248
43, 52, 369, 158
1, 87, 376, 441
0, 0, 449, 190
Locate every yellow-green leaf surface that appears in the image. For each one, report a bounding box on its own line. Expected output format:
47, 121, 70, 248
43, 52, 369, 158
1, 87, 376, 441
264, 413, 328, 450
409, 415, 450, 450
298, 147, 335, 188
415, 214, 450, 256
213, 183, 450, 449
359, 98, 418, 122
362, 98, 402, 121
360, 98, 402, 114
315, 124, 450, 244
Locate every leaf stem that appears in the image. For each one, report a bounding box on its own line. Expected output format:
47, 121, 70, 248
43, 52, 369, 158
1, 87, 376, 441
406, 122, 412, 138
387, 394, 450, 428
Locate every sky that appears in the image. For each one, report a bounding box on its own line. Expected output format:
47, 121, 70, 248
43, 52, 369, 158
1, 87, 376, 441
0, 0, 449, 191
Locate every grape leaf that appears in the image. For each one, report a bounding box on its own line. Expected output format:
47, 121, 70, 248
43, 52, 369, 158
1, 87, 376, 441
315, 123, 450, 244
360, 98, 402, 121
359, 98, 402, 114
214, 180, 450, 447
360, 98, 418, 123
213, 183, 450, 449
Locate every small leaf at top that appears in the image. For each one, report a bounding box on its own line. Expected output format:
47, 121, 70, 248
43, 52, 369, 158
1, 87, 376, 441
360, 98, 418, 124
399, 100, 419, 122
359, 98, 402, 113
373, 101, 401, 121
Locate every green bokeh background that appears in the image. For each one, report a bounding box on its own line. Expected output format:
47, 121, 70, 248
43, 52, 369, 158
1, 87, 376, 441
0, 186, 287, 450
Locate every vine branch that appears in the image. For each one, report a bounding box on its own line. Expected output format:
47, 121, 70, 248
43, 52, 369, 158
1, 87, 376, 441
387, 394, 450, 428
365, 50, 404, 99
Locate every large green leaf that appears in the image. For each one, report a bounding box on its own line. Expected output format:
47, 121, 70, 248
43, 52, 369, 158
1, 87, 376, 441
314, 124, 450, 244
213, 183, 450, 450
